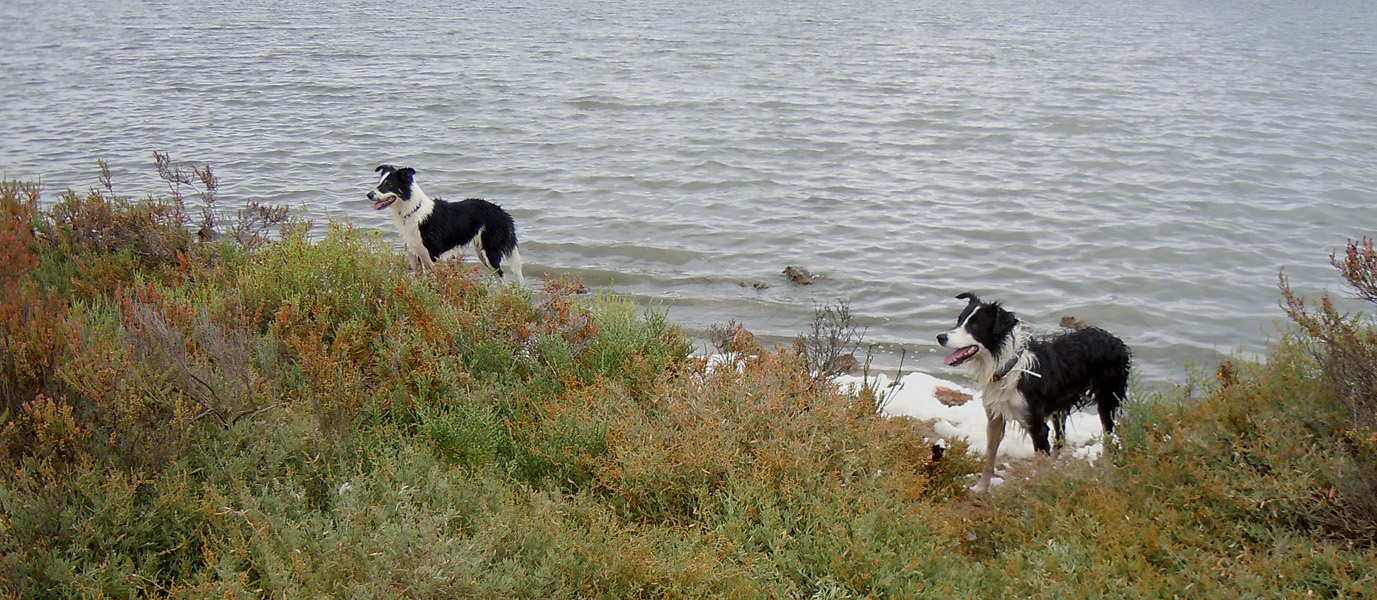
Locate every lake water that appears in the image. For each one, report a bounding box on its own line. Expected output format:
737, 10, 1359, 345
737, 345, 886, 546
3, 0, 1375, 382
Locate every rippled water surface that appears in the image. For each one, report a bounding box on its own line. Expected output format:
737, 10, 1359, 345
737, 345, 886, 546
4, 0, 1375, 381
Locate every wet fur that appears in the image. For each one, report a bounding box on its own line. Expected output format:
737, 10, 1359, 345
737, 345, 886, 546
938, 293, 1130, 494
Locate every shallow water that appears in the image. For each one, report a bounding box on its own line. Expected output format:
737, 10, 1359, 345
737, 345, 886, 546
3, 0, 1375, 381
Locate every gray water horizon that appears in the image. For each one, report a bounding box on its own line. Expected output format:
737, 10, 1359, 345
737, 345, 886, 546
4, 0, 1375, 382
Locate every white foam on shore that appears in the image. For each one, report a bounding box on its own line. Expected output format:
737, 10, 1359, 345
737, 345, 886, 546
837, 371, 1106, 463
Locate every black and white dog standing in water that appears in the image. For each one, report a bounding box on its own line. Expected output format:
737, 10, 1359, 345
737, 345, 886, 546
937, 293, 1131, 494
367, 165, 523, 284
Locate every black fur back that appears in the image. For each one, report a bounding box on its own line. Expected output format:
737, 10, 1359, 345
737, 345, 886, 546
420, 197, 519, 268
1019, 327, 1131, 434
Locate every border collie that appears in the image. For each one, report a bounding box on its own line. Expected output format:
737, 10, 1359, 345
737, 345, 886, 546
937, 293, 1130, 494
366, 165, 524, 285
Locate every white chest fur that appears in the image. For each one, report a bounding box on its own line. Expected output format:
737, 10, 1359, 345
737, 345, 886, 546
972, 326, 1037, 424
390, 185, 436, 261
980, 374, 1030, 424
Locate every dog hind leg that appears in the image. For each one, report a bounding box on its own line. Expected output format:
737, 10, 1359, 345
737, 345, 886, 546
1093, 368, 1128, 435
471, 225, 494, 274
503, 247, 525, 286
483, 246, 506, 280
1028, 418, 1052, 455
1051, 411, 1068, 459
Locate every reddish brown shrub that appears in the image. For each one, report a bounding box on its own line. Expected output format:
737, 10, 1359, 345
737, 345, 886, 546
0, 181, 73, 409
1280, 237, 1377, 542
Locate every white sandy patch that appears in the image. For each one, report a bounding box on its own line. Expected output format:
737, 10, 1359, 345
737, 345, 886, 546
838, 371, 1106, 464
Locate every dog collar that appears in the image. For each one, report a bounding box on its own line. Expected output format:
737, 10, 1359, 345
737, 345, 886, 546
992, 351, 1023, 382
400, 200, 423, 220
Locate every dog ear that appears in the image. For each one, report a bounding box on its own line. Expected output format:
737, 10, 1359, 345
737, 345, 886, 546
396, 167, 415, 182
375, 164, 394, 174
956, 292, 981, 305
991, 304, 1018, 341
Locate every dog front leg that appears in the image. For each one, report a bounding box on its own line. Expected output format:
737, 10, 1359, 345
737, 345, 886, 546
408, 247, 435, 273
972, 413, 1006, 495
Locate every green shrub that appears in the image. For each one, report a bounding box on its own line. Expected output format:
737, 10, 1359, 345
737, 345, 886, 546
236, 221, 417, 335
0, 460, 213, 597
421, 396, 504, 470
581, 294, 692, 387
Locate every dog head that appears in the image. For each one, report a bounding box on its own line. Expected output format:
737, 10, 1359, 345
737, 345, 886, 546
936, 293, 1019, 368
367, 165, 416, 211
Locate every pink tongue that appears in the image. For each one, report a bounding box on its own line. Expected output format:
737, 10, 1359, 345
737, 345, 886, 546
943, 347, 973, 366
373, 200, 389, 210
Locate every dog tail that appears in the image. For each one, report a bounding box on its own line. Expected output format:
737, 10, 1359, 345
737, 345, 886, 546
504, 246, 525, 287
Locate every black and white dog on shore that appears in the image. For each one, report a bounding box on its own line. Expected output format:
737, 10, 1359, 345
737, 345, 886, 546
937, 293, 1130, 494
366, 165, 523, 284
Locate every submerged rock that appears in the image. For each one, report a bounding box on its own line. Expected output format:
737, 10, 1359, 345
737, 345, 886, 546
783, 265, 824, 285
1059, 316, 1089, 330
